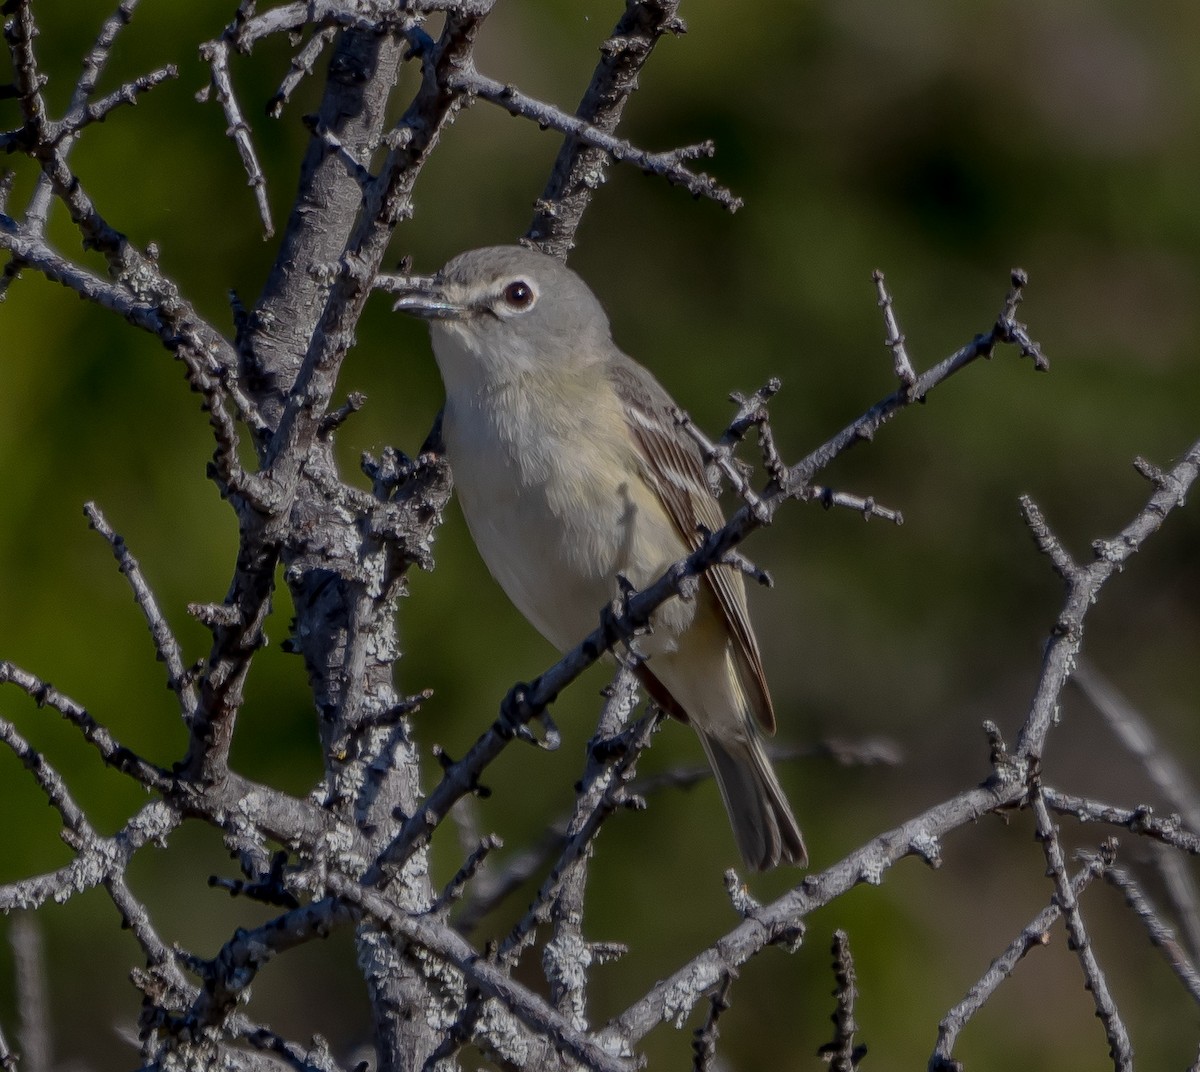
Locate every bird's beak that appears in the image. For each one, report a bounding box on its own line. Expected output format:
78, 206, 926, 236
391, 277, 467, 321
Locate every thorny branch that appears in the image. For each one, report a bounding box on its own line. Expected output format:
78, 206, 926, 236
819, 930, 864, 1072
0, 1, 1197, 1071
1031, 792, 1133, 1070
526, 0, 689, 256
451, 64, 740, 214
929, 852, 1110, 1069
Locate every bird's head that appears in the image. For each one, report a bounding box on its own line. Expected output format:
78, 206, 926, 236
393, 245, 613, 384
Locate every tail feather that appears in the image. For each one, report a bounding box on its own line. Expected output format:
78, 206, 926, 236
698, 730, 807, 871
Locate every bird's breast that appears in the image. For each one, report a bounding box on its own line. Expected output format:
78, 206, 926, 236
442, 380, 690, 653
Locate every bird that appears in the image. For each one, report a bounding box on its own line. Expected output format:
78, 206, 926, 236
393, 245, 806, 870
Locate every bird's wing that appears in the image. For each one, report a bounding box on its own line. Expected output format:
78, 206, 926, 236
606, 355, 776, 734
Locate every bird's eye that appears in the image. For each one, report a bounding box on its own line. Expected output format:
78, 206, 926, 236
502, 280, 535, 309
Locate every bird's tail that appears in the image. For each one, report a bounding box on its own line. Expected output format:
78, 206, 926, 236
697, 729, 807, 871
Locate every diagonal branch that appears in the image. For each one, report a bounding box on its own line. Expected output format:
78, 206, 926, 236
324, 872, 636, 1072
930, 853, 1109, 1069
84, 501, 199, 722
1104, 864, 1200, 1006
606, 781, 1011, 1051
1030, 790, 1132, 1069
44, 64, 179, 144
0, 661, 173, 789
199, 36, 274, 236
1014, 435, 1200, 762
452, 63, 740, 220
0, 711, 181, 916
268, 26, 338, 118
526, 0, 689, 257
786, 270, 1047, 491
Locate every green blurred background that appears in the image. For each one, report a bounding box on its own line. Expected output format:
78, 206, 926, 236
1, 1, 1198, 1068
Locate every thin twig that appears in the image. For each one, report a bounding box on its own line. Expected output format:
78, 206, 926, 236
786, 272, 1047, 492
542, 667, 643, 1027
83, 501, 199, 721
500, 704, 659, 973
452, 64, 741, 213
0, 662, 173, 789
268, 26, 338, 118
808, 485, 904, 524
819, 930, 864, 1071
691, 973, 732, 1072
433, 834, 504, 914
873, 269, 916, 392
47, 64, 179, 143
1, 0, 158, 302
1015, 436, 1200, 761
199, 36, 273, 236
930, 853, 1109, 1069
1042, 788, 1200, 854
1104, 865, 1200, 1006
1031, 791, 1132, 1070
527, 0, 689, 256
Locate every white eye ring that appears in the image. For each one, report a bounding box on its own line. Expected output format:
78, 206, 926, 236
500, 279, 537, 312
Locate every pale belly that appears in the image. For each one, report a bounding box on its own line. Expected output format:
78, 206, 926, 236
444, 395, 694, 655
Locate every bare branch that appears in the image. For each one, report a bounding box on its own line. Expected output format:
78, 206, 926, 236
182, 897, 357, 1033
808, 485, 905, 525
873, 269, 916, 392
433, 833, 504, 914
542, 668, 643, 1025
324, 872, 636, 1072
607, 782, 1011, 1050
268, 26, 338, 119
1031, 793, 1132, 1070
675, 404, 771, 522
785, 273, 1047, 491
47, 63, 179, 143
452, 64, 741, 218
1104, 865, 1200, 1006
818, 930, 864, 1072
1041, 788, 1200, 854
0, 0, 153, 299
1019, 495, 1078, 582
930, 853, 1108, 1069
690, 973, 731, 1072
527, 0, 690, 256
500, 677, 654, 976
199, 37, 274, 237
4, 0, 51, 147
0, 709, 182, 916
0, 661, 172, 789
1015, 437, 1200, 761
84, 501, 199, 722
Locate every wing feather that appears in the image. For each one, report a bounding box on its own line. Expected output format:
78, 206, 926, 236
607, 356, 776, 733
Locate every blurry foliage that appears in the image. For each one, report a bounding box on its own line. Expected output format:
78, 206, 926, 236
1, 1, 1197, 1069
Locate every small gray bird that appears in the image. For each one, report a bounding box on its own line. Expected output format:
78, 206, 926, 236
394, 246, 806, 870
